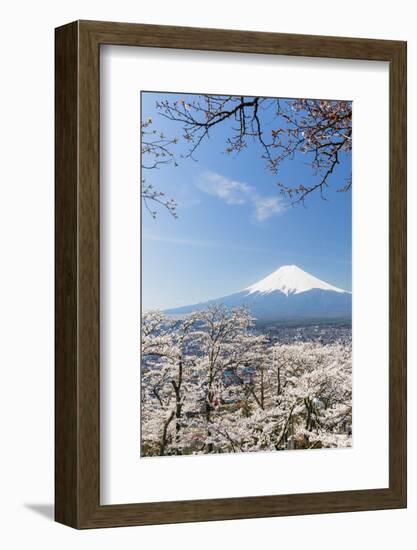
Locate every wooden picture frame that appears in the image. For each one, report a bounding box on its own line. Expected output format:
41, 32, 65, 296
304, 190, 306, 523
55, 20, 407, 528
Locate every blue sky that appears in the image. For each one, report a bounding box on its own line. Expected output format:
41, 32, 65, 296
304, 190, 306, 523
141, 92, 352, 310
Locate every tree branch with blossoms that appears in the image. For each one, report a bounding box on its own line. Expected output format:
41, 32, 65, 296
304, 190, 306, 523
141, 117, 179, 218
155, 95, 352, 205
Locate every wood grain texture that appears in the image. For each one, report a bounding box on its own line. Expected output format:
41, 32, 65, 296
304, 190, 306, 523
55, 20, 407, 529
388, 41, 407, 504
55, 21, 79, 527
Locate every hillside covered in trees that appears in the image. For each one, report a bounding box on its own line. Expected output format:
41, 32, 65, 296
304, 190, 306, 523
141, 306, 352, 457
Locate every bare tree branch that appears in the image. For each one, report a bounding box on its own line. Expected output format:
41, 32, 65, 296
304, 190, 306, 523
155, 95, 352, 205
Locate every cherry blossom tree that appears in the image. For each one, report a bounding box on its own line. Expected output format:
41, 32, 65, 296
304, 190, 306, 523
141, 117, 179, 219
155, 95, 352, 205
140, 306, 352, 457
141, 311, 198, 455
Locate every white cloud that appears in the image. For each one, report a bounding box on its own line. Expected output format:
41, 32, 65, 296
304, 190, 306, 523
143, 232, 351, 264
197, 171, 283, 222
197, 172, 253, 205
143, 233, 223, 249
253, 196, 282, 222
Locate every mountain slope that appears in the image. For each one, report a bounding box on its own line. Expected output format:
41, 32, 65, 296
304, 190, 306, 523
164, 265, 351, 322
245, 264, 345, 296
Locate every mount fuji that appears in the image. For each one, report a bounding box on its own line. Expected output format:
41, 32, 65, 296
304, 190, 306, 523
164, 265, 351, 323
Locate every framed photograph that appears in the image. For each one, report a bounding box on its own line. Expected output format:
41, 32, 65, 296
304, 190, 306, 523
55, 20, 406, 528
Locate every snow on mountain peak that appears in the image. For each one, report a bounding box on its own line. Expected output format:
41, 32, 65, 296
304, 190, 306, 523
244, 265, 347, 296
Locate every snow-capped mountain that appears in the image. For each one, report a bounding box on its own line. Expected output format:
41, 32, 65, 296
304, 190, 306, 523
245, 265, 346, 296
164, 265, 352, 322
